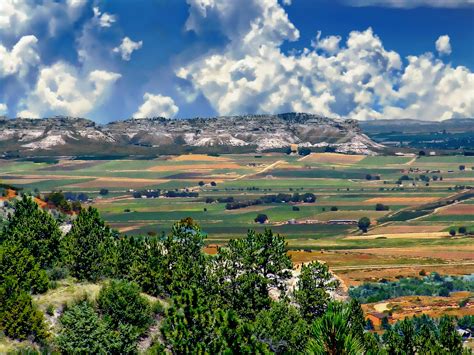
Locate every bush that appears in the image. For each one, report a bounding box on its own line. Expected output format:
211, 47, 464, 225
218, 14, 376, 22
449, 229, 456, 237
47, 266, 69, 281
56, 300, 112, 353
46, 304, 55, 316
97, 280, 153, 334
330, 206, 338, 211
99, 188, 109, 196
292, 206, 300, 211
458, 226, 467, 234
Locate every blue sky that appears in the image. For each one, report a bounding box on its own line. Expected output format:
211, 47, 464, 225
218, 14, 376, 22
0, 0, 473, 122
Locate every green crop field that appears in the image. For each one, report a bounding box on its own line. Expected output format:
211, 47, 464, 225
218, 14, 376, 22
1, 152, 473, 261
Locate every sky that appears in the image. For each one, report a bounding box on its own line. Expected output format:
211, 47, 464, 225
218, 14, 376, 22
0, 0, 473, 123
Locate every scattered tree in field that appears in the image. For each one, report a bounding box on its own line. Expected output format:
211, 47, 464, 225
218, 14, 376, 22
99, 188, 109, 196
449, 228, 456, 237
298, 147, 311, 156
210, 181, 217, 186
459, 165, 466, 171
358, 217, 371, 233
458, 226, 467, 235
198, 181, 205, 186
330, 206, 338, 211
255, 214, 268, 224
375, 203, 389, 211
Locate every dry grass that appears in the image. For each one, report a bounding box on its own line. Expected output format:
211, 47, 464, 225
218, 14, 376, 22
364, 197, 438, 204
337, 264, 474, 287
346, 232, 450, 240
352, 246, 474, 261
147, 163, 242, 172
368, 225, 446, 234
362, 294, 474, 323
302, 153, 365, 164
33, 279, 102, 310
171, 154, 231, 162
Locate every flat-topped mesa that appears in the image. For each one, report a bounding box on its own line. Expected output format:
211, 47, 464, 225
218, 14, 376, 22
0, 113, 381, 155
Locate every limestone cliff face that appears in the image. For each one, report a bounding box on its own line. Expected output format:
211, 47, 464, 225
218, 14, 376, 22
0, 113, 383, 156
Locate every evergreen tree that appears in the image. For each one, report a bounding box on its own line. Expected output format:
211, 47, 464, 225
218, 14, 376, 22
0, 241, 49, 294
294, 261, 339, 322
97, 279, 153, 335
253, 301, 310, 353
56, 299, 112, 353
307, 302, 364, 355
0, 277, 48, 343
62, 207, 114, 281
1, 195, 62, 268
161, 218, 208, 295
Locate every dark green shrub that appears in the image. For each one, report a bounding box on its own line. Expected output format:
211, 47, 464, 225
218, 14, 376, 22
97, 280, 153, 334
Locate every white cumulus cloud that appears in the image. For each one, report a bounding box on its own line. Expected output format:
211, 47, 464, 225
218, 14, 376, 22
113, 37, 143, 61
0, 103, 7, 116
93, 6, 116, 28
0, 0, 87, 37
178, 0, 474, 121
18, 62, 121, 118
436, 35, 452, 55
133, 93, 179, 118
0, 35, 40, 78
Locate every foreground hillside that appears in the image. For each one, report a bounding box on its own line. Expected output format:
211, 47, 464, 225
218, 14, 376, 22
1, 196, 472, 353
0, 113, 382, 157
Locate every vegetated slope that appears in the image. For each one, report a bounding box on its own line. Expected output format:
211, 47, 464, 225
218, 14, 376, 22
0, 113, 383, 157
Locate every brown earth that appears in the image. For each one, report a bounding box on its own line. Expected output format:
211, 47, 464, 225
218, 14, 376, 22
301, 153, 365, 164
364, 197, 438, 204
147, 163, 242, 172
436, 203, 474, 215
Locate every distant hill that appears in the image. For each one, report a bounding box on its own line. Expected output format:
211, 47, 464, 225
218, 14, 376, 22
360, 118, 474, 151
0, 113, 383, 157
360, 118, 474, 134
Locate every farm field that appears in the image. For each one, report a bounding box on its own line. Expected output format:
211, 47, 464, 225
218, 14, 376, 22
1, 152, 473, 320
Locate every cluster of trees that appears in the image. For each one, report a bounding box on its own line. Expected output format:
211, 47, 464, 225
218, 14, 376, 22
349, 272, 474, 303
44, 191, 83, 213
225, 192, 316, 210
0, 195, 471, 353
449, 226, 470, 236
132, 189, 199, 199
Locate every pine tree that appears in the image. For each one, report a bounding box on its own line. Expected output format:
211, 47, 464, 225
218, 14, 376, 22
0, 241, 49, 294
0, 277, 48, 343
62, 207, 114, 281
294, 261, 339, 322
1, 195, 62, 268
